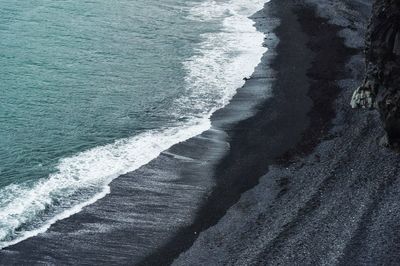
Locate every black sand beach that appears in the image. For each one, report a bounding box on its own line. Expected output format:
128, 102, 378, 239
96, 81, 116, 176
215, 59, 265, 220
142, 0, 364, 264
4, 0, 400, 265
175, 0, 400, 265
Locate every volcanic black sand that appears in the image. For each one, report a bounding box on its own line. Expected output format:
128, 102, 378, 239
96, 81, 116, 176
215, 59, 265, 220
143, 0, 373, 264
174, 0, 400, 265
4, 0, 400, 265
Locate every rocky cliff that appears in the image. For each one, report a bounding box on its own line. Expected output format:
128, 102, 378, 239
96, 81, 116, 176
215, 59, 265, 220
351, 0, 400, 148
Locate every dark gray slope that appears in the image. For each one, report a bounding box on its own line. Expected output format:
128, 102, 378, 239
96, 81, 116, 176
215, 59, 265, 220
172, 1, 400, 265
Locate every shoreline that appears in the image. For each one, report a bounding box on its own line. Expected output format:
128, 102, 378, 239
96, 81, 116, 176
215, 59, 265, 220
0, 2, 273, 264
0, 0, 268, 255
138, 4, 280, 264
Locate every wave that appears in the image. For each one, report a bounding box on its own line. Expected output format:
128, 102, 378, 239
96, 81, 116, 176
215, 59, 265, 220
0, 119, 210, 248
0, 0, 268, 249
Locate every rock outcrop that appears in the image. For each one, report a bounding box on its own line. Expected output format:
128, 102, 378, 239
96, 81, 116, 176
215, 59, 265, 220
351, 0, 400, 148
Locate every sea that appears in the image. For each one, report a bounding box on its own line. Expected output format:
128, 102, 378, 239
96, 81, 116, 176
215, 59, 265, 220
0, 0, 266, 251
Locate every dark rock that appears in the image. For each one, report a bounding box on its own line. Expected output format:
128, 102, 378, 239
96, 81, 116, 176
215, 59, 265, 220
352, 0, 400, 148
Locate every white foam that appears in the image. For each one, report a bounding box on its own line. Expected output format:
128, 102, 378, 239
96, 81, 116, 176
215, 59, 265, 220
0, 120, 210, 248
0, 0, 268, 249
175, 0, 267, 119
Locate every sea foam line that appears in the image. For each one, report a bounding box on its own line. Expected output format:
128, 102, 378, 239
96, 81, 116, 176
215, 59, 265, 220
0, 0, 268, 249
0, 120, 211, 249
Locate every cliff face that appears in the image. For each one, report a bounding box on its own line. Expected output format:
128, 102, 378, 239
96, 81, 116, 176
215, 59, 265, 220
351, 0, 400, 148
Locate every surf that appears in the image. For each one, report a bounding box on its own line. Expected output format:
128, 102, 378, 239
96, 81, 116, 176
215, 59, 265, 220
0, 0, 268, 249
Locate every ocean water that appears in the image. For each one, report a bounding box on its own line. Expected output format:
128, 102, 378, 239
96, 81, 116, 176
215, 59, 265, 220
0, 0, 266, 248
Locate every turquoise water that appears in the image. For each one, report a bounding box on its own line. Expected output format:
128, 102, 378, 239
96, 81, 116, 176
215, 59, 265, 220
0, 0, 203, 187
0, 0, 266, 247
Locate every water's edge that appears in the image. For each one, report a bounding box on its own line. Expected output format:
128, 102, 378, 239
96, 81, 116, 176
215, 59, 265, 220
0, 1, 272, 264
139, 3, 280, 265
